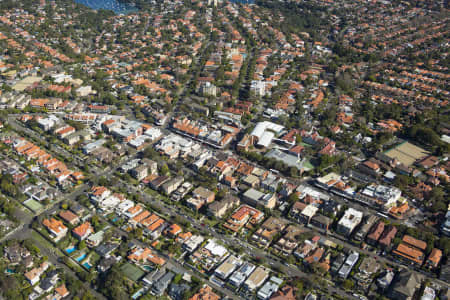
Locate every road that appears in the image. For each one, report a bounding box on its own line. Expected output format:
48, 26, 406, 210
117, 179, 358, 299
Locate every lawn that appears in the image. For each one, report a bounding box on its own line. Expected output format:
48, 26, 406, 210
120, 263, 145, 282
23, 199, 43, 212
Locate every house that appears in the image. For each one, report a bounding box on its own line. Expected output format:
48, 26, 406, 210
168, 283, 190, 300
43, 218, 68, 241
270, 285, 296, 300
257, 276, 283, 300
96, 242, 119, 258
72, 222, 93, 240
183, 235, 205, 252
58, 210, 79, 225
251, 217, 288, 248
425, 248, 442, 269
151, 271, 174, 296
24, 262, 49, 285
273, 225, 303, 256
165, 224, 182, 237
338, 252, 359, 279
128, 247, 166, 266
192, 187, 215, 203
188, 285, 220, 300
336, 208, 363, 236
304, 247, 325, 265
55, 284, 70, 298
97, 256, 120, 273
207, 194, 240, 218
223, 205, 264, 232
390, 269, 422, 300
86, 231, 104, 247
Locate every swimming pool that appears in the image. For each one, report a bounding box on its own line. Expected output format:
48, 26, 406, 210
66, 246, 77, 254
142, 265, 153, 271
75, 253, 87, 262
83, 262, 92, 269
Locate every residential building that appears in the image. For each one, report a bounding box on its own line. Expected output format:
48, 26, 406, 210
151, 272, 174, 296
257, 276, 283, 300
338, 252, 359, 279
43, 218, 68, 241
183, 235, 204, 252
58, 210, 79, 225
299, 204, 318, 224
162, 177, 184, 195
214, 255, 241, 280
273, 225, 303, 256
242, 188, 276, 209
207, 194, 240, 218
393, 235, 427, 266
243, 267, 269, 291
223, 205, 264, 232
310, 214, 332, 232
130, 165, 148, 181
366, 221, 385, 245
355, 215, 379, 242
425, 248, 442, 269
229, 262, 256, 287
252, 217, 288, 248
336, 208, 363, 236
189, 285, 220, 300
72, 222, 93, 240
390, 269, 422, 300
378, 225, 398, 249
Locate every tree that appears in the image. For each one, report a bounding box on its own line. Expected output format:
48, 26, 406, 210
342, 279, 354, 290
288, 192, 299, 203
78, 240, 86, 250
160, 164, 169, 176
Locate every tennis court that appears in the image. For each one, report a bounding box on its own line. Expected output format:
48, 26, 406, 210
384, 141, 429, 166
120, 263, 145, 282
24, 199, 43, 212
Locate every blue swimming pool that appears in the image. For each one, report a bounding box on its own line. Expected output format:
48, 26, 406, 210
131, 288, 144, 300
83, 262, 92, 269
75, 253, 87, 262
66, 246, 77, 254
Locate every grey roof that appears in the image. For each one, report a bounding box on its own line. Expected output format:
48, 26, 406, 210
392, 269, 422, 298
151, 272, 174, 296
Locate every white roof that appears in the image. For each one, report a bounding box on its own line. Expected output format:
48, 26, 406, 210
338, 208, 363, 229
250, 121, 284, 140
301, 204, 318, 218
257, 131, 274, 148
205, 240, 228, 257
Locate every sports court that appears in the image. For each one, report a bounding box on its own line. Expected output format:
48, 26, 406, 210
384, 141, 429, 166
